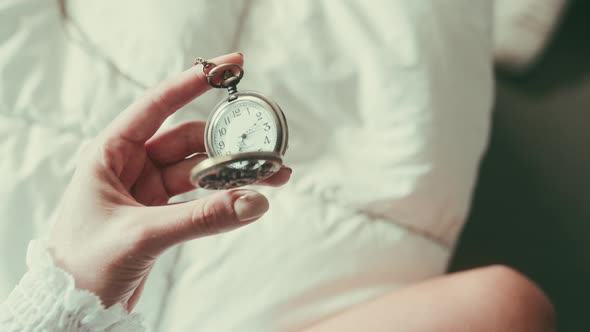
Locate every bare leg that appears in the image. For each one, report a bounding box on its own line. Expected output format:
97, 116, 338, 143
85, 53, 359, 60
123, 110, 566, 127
301, 265, 555, 332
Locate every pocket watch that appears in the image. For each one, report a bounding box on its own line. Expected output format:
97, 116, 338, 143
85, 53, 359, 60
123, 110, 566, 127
190, 58, 289, 190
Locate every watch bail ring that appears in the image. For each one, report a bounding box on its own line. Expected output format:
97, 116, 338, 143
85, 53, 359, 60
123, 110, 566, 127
206, 64, 244, 89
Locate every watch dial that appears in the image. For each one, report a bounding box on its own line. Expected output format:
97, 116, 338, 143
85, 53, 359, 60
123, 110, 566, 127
210, 100, 278, 159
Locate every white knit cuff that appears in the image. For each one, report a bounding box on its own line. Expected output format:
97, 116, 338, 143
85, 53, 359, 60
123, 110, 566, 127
0, 240, 145, 332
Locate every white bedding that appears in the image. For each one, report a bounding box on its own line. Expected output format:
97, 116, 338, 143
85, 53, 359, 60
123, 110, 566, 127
0, 0, 494, 331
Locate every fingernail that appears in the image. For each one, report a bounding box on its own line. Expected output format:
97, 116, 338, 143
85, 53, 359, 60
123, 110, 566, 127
237, 52, 243, 57
233, 190, 269, 222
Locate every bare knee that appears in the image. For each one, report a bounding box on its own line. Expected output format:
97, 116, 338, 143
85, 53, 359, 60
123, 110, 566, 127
464, 265, 555, 332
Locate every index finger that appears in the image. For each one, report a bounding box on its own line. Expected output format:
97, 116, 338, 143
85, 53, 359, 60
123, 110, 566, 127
104, 52, 244, 144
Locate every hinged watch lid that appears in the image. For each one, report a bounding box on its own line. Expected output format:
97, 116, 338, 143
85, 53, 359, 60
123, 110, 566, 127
190, 152, 283, 190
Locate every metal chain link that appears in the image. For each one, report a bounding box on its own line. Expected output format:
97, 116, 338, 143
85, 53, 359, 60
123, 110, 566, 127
194, 57, 216, 73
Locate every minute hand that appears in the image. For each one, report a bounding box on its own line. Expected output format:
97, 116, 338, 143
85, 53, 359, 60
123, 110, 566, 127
241, 123, 263, 137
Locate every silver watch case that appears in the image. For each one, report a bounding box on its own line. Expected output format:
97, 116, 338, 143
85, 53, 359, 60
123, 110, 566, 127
190, 91, 288, 189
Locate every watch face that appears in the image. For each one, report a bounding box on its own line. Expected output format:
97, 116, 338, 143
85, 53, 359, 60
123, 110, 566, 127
208, 93, 286, 154
205, 91, 288, 170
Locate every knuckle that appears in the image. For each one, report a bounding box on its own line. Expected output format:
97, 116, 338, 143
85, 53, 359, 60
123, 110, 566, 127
191, 199, 222, 236
128, 222, 158, 253
97, 138, 126, 175
122, 210, 167, 256
146, 86, 172, 115
73, 139, 98, 172
72, 137, 124, 179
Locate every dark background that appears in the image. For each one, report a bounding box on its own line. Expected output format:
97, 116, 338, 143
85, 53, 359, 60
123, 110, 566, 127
450, 1, 590, 331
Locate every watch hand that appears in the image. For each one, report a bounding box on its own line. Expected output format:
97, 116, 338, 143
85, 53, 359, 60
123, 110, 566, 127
247, 127, 265, 136
246, 124, 259, 135
238, 142, 257, 152
239, 125, 256, 139
238, 125, 263, 140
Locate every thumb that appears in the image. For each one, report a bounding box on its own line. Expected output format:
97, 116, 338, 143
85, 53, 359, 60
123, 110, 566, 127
135, 189, 269, 254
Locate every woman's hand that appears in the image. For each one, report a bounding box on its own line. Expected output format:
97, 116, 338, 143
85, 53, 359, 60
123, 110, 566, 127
47, 52, 291, 311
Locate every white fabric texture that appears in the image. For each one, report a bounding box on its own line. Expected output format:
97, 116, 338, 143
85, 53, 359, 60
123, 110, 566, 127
0, 240, 144, 332
0, 0, 494, 331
